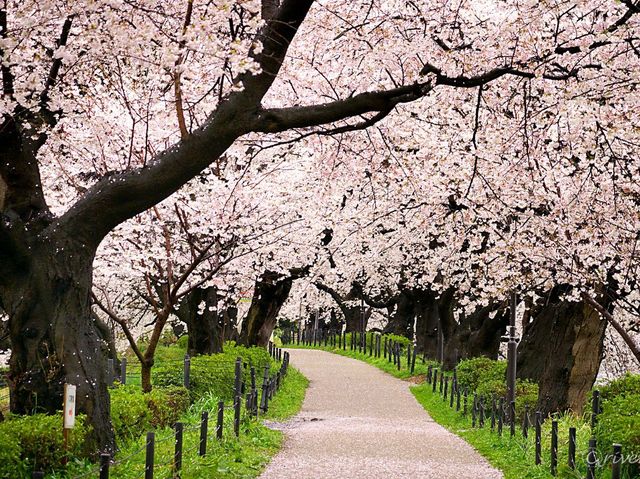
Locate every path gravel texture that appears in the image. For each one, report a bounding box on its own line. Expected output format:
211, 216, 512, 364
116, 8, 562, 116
259, 349, 502, 479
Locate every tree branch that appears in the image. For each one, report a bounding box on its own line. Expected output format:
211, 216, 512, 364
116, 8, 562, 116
40, 15, 74, 112
582, 292, 640, 364
91, 292, 146, 364
254, 82, 431, 133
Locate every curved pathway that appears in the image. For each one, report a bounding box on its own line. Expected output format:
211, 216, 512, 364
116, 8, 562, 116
259, 349, 502, 479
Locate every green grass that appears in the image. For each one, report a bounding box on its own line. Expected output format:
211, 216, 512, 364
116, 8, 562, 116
291, 340, 629, 479
50, 365, 308, 479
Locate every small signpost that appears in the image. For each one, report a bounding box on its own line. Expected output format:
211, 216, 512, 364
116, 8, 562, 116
62, 384, 76, 465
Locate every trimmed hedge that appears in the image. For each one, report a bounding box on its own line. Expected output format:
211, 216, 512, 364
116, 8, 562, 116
110, 384, 190, 442
0, 413, 89, 477
456, 357, 539, 414
153, 342, 274, 402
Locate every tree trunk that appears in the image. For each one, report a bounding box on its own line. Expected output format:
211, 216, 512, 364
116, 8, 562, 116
238, 271, 295, 347
518, 294, 607, 415
140, 360, 153, 393
414, 289, 443, 358
442, 304, 509, 369
2, 237, 114, 452
383, 290, 414, 338
175, 286, 223, 356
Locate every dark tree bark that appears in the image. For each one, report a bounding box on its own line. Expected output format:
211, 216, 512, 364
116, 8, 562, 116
315, 282, 370, 332
174, 286, 223, 356
442, 303, 509, 369
518, 288, 608, 415
414, 289, 445, 358
382, 290, 413, 337
239, 268, 308, 347
1, 230, 114, 452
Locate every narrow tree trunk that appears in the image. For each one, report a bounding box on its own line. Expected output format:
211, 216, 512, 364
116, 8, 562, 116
175, 286, 223, 356
141, 360, 153, 393
518, 294, 607, 415
3, 238, 114, 452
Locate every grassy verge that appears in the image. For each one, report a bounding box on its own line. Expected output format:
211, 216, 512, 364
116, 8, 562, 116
55, 365, 308, 479
290, 342, 620, 479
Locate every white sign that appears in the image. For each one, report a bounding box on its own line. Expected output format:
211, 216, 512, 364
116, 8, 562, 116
63, 384, 76, 429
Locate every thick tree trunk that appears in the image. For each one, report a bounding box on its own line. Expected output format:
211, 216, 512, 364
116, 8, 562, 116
238, 271, 295, 347
175, 286, 223, 356
414, 289, 443, 358
442, 304, 509, 369
518, 294, 607, 415
383, 290, 414, 338
2, 237, 114, 453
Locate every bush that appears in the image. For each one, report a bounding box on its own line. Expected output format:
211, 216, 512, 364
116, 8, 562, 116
457, 357, 506, 392
596, 373, 640, 402
0, 413, 89, 475
595, 393, 640, 477
110, 384, 190, 441
153, 343, 274, 402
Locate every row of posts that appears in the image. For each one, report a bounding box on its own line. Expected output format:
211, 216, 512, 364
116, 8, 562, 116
285, 329, 420, 374
427, 366, 624, 479
38, 350, 290, 479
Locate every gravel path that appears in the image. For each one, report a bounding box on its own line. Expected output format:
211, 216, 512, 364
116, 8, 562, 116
259, 349, 502, 479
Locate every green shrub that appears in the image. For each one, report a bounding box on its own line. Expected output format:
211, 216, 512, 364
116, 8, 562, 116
0, 413, 89, 475
176, 334, 189, 349
146, 386, 190, 428
0, 429, 24, 478
595, 393, 640, 477
110, 384, 152, 441
384, 334, 411, 347
514, 379, 539, 413
456, 357, 506, 392
153, 343, 274, 402
596, 373, 640, 402
110, 384, 190, 441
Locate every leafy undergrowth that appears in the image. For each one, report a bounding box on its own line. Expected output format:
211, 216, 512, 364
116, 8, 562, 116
49, 364, 308, 479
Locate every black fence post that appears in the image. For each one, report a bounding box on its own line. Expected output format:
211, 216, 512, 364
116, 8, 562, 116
444, 376, 449, 400
260, 365, 270, 413
200, 411, 208, 456
449, 380, 455, 408
432, 369, 438, 393
472, 393, 477, 427
99, 453, 110, 479
611, 444, 622, 479
174, 422, 183, 474
490, 396, 496, 431
120, 357, 127, 385
184, 354, 191, 389
383, 337, 388, 359
586, 438, 597, 479
568, 427, 576, 469
591, 390, 600, 429
216, 401, 224, 439
456, 386, 461, 411
522, 405, 529, 439
510, 401, 516, 437
439, 370, 444, 393
463, 388, 468, 417
497, 398, 503, 436
32, 473, 44, 479
411, 346, 417, 374
535, 411, 541, 465
551, 420, 558, 476
144, 431, 155, 479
